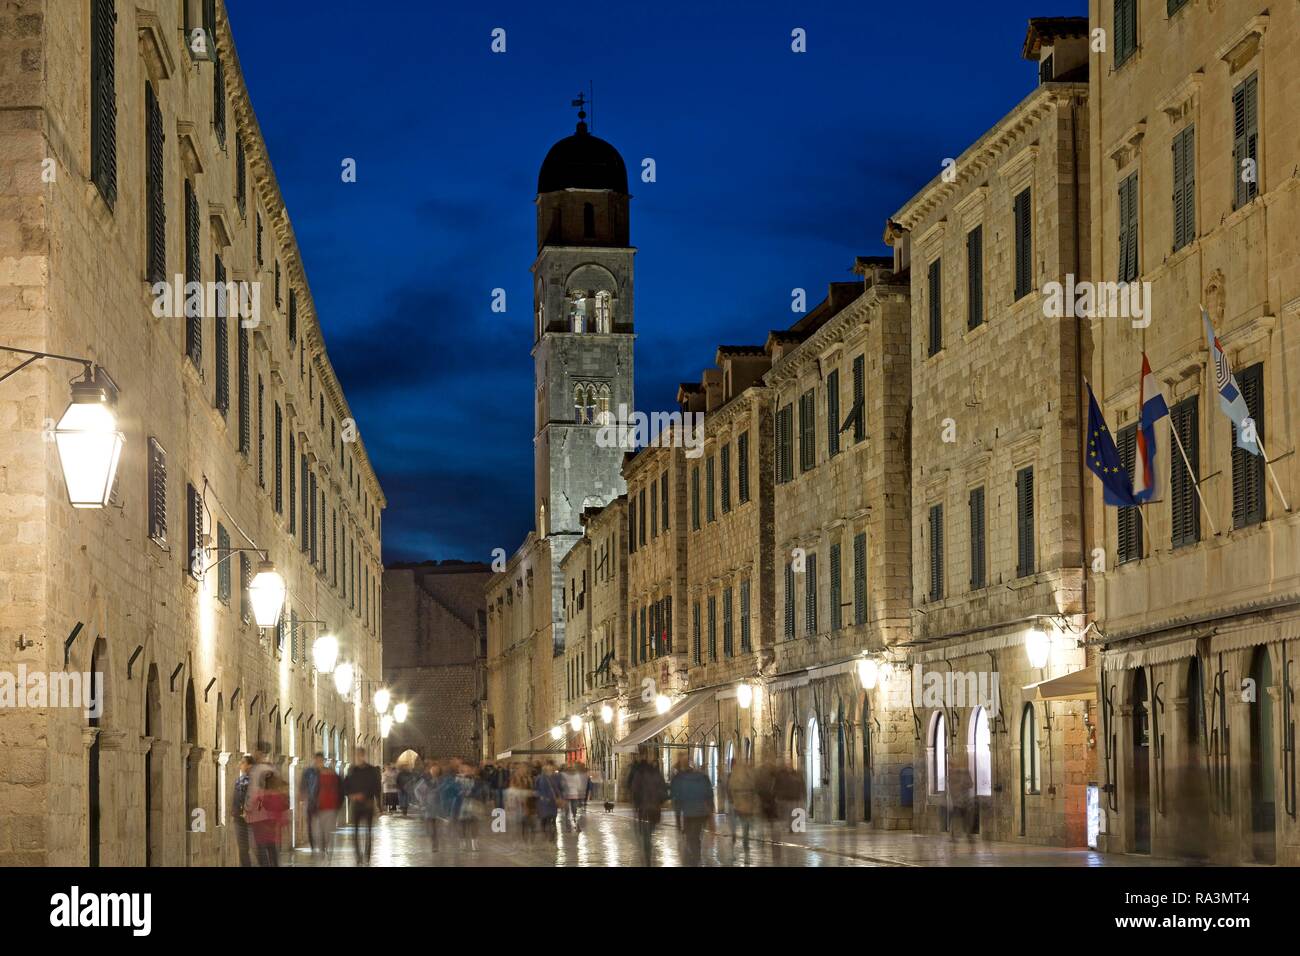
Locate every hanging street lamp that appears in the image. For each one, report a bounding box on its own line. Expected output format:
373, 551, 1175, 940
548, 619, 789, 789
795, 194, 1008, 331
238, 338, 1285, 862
600, 703, 614, 724
373, 687, 391, 715
1025, 625, 1051, 669
736, 682, 753, 709
247, 560, 288, 628
393, 702, 409, 723
312, 634, 339, 675
380, 714, 394, 739
333, 660, 355, 697
569, 714, 584, 733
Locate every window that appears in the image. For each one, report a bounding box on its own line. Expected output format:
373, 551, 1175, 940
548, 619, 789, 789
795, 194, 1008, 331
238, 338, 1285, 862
775, 404, 794, 483
1114, 0, 1137, 68
288, 434, 296, 533
238, 317, 250, 455
930, 712, 947, 794
927, 259, 942, 356
255, 211, 263, 266
830, 542, 842, 631
274, 260, 281, 308
966, 225, 983, 328
1021, 704, 1041, 793
1013, 188, 1032, 300
739, 578, 751, 651
1232, 363, 1265, 528
853, 531, 866, 626
705, 456, 715, 522
235, 136, 246, 215
216, 524, 231, 604
288, 288, 298, 343
90, 0, 117, 207
851, 354, 865, 443
692, 601, 702, 664
784, 561, 795, 639
1170, 397, 1200, 548
690, 467, 700, 530
1232, 73, 1259, 209
184, 180, 202, 367
723, 588, 733, 657
1118, 172, 1139, 283
928, 505, 944, 602
720, 443, 731, 514
214, 255, 229, 415
804, 552, 817, 635
737, 431, 750, 503
239, 552, 252, 625
969, 486, 986, 589
650, 479, 657, 537
826, 369, 841, 457
639, 488, 647, 544
147, 437, 167, 546
273, 402, 283, 513
799, 389, 816, 472
707, 595, 717, 661
1039, 53, 1054, 84
661, 471, 669, 530
1117, 424, 1142, 563
186, 483, 203, 580
309, 472, 319, 565
1172, 125, 1196, 251
1015, 466, 1034, 577
212, 27, 225, 146
971, 707, 992, 796
145, 81, 165, 282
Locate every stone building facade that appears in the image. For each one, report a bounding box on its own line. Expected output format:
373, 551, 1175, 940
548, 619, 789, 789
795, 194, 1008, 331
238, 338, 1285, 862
0, 0, 384, 866
382, 561, 490, 764
1086, 0, 1300, 865
765, 268, 914, 831
887, 20, 1095, 847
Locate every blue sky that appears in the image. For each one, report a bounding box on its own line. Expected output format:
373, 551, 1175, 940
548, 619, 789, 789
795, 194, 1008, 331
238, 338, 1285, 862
225, 0, 1075, 563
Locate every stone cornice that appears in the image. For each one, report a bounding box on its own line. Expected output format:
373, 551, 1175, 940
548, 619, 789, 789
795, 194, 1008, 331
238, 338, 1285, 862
891, 83, 1085, 231
136, 8, 176, 83
1215, 14, 1268, 72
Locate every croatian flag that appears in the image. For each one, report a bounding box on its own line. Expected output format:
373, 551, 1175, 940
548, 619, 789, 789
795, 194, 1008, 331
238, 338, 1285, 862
1202, 308, 1261, 456
1133, 352, 1168, 502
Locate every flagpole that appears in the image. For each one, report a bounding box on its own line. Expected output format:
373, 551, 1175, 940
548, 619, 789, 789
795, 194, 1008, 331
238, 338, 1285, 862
1168, 419, 1218, 535
1254, 433, 1292, 513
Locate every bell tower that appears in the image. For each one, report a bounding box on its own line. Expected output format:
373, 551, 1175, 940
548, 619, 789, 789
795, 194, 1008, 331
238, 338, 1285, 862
532, 102, 635, 652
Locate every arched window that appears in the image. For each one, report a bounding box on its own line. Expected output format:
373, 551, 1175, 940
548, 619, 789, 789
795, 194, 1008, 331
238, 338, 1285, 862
596, 384, 611, 425
583, 202, 595, 239
1021, 703, 1040, 794
586, 384, 598, 425
594, 291, 612, 332
929, 711, 947, 793
571, 294, 587, 333
970, 706, 992, 796
574, 384, 587, 424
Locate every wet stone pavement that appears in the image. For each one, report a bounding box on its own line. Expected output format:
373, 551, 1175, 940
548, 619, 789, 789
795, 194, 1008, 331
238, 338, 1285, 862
284, 808, 1183, 867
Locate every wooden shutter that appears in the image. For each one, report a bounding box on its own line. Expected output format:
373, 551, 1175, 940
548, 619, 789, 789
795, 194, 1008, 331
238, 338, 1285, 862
805, 552, 817, 635
288, 434, 296, 531
145, 81, 165, 282
661, 471, 669, 530
720, 443, 731, 513
213, 41, 226, 145
288, 288, 298, 342
928, 259, 942, 356
1170, 397, 1200, 548
784, 562, 795, 639
185, 180, 202, 366
273, 401, 283, 512
799, 389, 815, 471
1115, 0, 1137, 65
852, 354, 865, 441
214, 255, 229, 414
967, 225, 983, 328
148, 437, 167, 545
217, 524, 231, 602
830, 542, 842, 631
186, 483, 203, 579
235, 135, 246, 214
853, 531, 866, 625
1118, 173, 1139, 283
1016, 467, 1035, 576
969, 486, 986, 589
1231, 73, 1259, 208
1173, 126, 1196, 251
826, 369, 841, 456
1232, 363, 1265, 528
240, 551, 252, 624
705, 456, 715, 521
1117, 425, 1142, 562
310, 472, 319, 564
740, 578, 751, 650
628, 496, 636, 552
1014, 189, 1032, 300
723, 588, 733, 656
690, 467, 699, 530
90, 0, 118, 206
301, 455, 310, 551
738, 431, 750, 502
929, 505, 944, 602
238, 320, 250, 454
692, 602, 701, 664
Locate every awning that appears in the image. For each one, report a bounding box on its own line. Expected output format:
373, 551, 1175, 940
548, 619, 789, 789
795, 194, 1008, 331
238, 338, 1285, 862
613, 689, 714, 754
495, 728, 565, 761
1022, 666, 1098, 702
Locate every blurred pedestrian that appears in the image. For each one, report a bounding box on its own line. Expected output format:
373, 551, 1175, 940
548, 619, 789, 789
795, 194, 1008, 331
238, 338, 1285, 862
343, 748, 382, 864
313, 754, 342, 859
726, 757, 757, 851
300, 754, 321, 852
535, 761, 561, 837
232, 754, 253, 867
505, 770, 534, 843
414, 760, 443, 854
251, 772, 290, 867
670, 759, 714, 866
381, 763, 399, 814
627, 749, 667, 866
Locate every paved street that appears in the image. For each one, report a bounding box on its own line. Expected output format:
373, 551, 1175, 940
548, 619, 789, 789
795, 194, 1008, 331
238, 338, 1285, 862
286, 809, 1183, 868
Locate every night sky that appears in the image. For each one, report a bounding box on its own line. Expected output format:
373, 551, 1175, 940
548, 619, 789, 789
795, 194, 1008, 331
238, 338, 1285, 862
225, 0, 1073, 564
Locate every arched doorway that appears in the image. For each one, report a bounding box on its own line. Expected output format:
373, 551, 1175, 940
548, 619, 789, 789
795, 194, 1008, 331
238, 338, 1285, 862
1249, 647, 1276, 864
144, 664, 163, 866
1132, 668, 1151, 854
806, 717, 821, 819
970, 705, 992, 834
88, 638, 107, 866
862, 697, 873, 823
1020, 703, 1039, 838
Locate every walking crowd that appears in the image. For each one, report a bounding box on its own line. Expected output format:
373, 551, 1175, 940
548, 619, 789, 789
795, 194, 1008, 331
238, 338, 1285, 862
229, 744, 811, 866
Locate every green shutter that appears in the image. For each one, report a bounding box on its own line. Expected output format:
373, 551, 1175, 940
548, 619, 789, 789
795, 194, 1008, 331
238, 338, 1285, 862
826, 369, 841, 457
90, 0, 118, 206
929, 505, 944, 602
967, 226, 983, 328
1117, 425, 1142, 562
969, 486, 985, 589
145, 81, 165, 281
1014, 189, 1032, 300
1170, 397, 1200, 548
830, 542, 842, 631
1232, 363, 1265, 528
928, 260, 942, 355
853, 532, 866, 625
185, 180, 202, 366
1016, 467, 1034, 577
214, 255, 229, 414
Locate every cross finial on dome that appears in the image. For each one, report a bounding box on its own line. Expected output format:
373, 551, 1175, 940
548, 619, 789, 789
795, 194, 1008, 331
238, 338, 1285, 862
570, 91, 588, 132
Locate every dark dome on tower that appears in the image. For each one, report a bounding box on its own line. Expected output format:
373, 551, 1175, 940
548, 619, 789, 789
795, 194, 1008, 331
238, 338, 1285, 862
537, 120, 628, 195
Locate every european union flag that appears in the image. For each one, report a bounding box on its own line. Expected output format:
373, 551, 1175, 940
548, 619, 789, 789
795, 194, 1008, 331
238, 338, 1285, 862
1085, 382, 1139, 507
